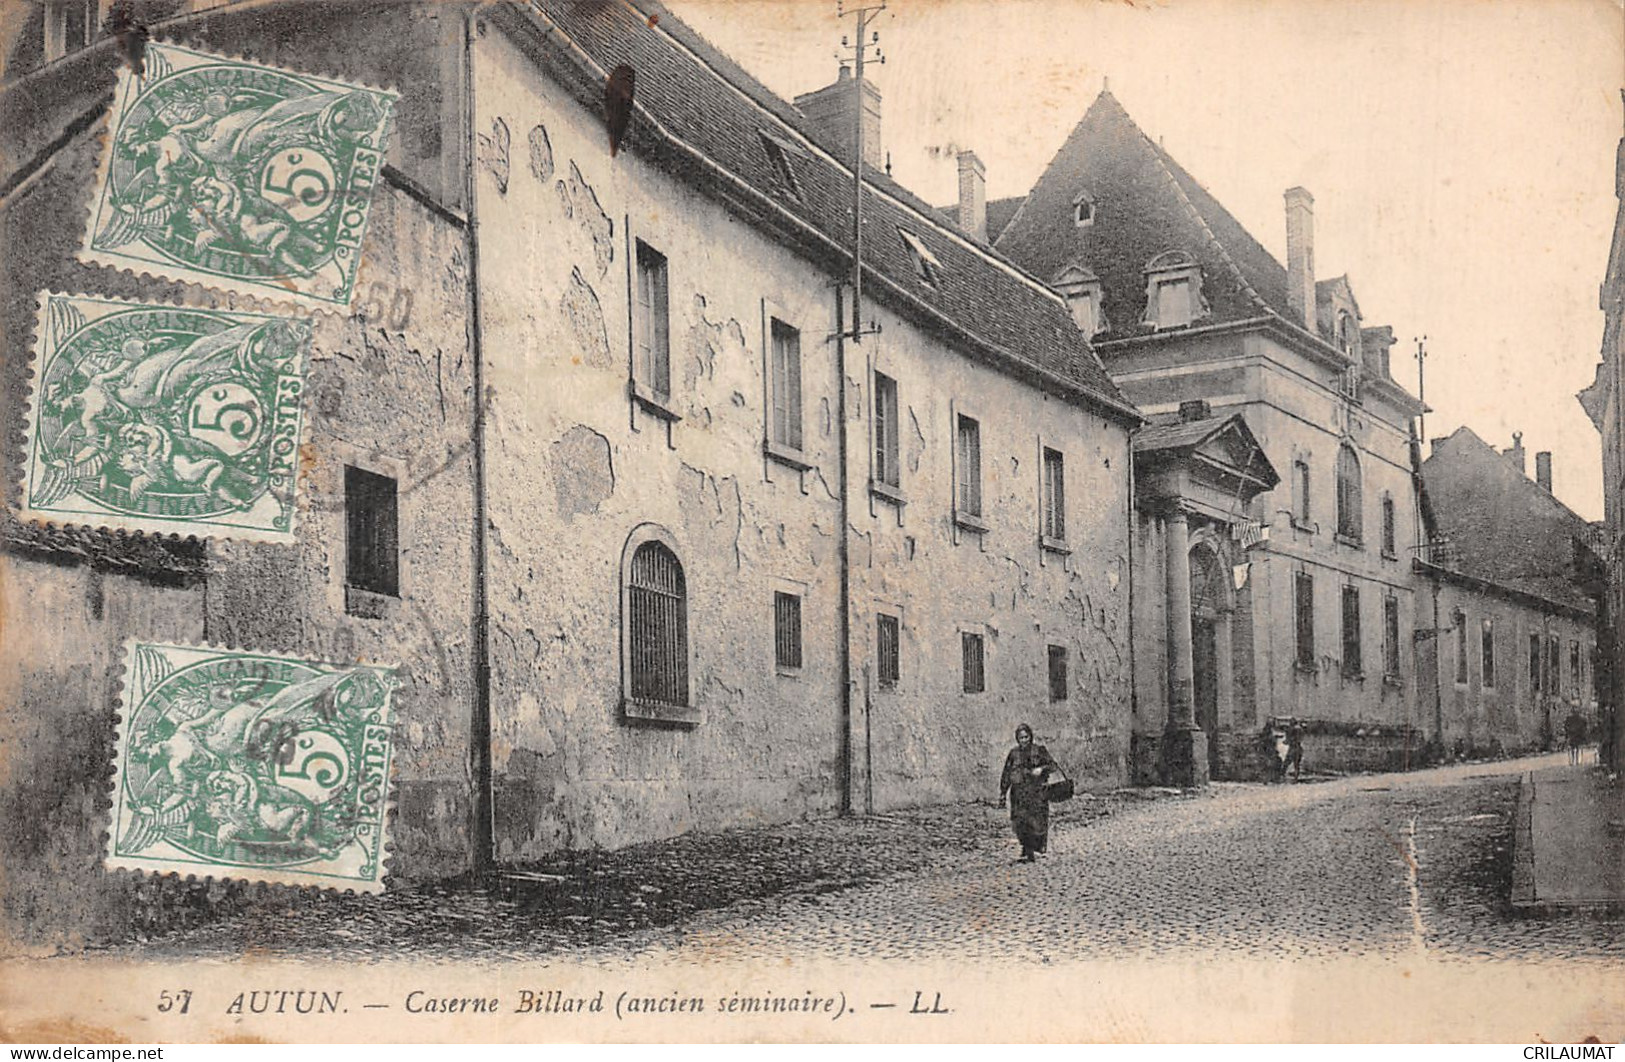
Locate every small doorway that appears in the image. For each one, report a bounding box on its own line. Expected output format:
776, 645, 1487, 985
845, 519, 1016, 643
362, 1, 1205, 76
1192, 616, 1220, 777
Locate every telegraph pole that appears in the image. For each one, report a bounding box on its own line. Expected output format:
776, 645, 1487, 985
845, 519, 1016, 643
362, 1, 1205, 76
1414, 334, 1428, 444
837, 0, 885, 342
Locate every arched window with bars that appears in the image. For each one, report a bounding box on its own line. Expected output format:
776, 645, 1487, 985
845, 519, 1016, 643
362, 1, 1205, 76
622, 527, 694, 722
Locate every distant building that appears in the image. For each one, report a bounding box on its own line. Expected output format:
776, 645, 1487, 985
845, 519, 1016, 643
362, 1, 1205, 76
1415, 429, 1601, 756
990, 88, 1427, 780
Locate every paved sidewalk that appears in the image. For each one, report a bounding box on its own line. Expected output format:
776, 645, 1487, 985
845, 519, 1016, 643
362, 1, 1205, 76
1513, 765, 1625, 912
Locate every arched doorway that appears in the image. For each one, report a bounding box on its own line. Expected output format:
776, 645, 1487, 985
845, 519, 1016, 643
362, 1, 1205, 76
1189, 541, 1231, 778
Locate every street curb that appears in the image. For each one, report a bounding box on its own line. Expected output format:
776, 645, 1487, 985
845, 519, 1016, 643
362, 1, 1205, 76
1510, 771, 1537, 909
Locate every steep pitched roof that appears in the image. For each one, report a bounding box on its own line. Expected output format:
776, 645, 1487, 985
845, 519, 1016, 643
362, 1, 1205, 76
504, 0, 1138, 423
1134, 412, 1279, 491
995, 89, 1289, 342
1420, 427, 1598, 614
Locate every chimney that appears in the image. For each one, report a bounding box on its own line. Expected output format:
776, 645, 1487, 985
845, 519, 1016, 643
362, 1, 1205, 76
1504, 431, 1525, 474
1361, 325, 1395, 379
956, 150, 986, 242
1284, 187, 1316, 332
1536, 451, 1553, 492
1179, 398, 1211, 423
794, 65, 883, 172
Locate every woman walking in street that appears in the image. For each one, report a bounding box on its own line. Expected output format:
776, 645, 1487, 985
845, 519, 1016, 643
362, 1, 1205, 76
999, 723, 1056, 863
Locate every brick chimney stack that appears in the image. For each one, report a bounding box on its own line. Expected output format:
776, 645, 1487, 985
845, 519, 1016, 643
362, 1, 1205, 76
1536, 451, 1553, 493
1284, 187, 1316, 331
956, 151, 986, 242
1504, 431, 1526, 474
794, 65, 883, 172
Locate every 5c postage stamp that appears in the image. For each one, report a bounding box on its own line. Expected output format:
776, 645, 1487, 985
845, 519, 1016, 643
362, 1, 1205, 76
108, 642, 399, 892
19, 292, 311, 541
80, 42, 397, 308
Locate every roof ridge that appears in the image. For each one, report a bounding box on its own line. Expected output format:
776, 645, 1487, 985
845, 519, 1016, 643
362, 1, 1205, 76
993, 91, 1122, 255
614, 0, 1078, 309
1140, 135, 1272, 315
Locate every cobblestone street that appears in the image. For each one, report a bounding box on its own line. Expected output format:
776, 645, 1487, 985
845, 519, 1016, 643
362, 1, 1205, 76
110, 751, 1624, 966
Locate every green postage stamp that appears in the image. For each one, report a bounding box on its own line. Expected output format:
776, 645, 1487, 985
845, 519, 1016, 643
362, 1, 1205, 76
20, 292, 311, 541
81, 42, 397, 307
108, 642, 399, 891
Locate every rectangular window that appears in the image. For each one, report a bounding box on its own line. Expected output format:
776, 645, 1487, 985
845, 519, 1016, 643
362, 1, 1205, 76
1042, 447, 1066, 542
1294, 460, 1311, 524
345, 466, 399, 597
1341, 585, 1362, 677
1295, 572, 1315, 669
1381, 496, 1397, 557
961, 631, 986, 694
1048, 644, 1069, 702
1156, 277, 1194, 328
1531, 633, 1543, 692
1383, 596, 1401, 678
634, 240, 671, 400
876, 613, 900, 689
1454, 611, 1468, 685
773, 591, 802, 671
769, 318, 803, 453
1481, 618, 1496, 688
956, 414, 982, 519
1549, 636, 1561, 695
1571, 641, 1581, 692
873, 371, 900, 490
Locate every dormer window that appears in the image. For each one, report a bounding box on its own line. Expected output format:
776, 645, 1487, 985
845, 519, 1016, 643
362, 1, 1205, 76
1073, 191, 1096, 228
898, 229, 942, 289
758, 131, 804, 202
1141, 250, 1208, 330
1053, 264, 1107, 336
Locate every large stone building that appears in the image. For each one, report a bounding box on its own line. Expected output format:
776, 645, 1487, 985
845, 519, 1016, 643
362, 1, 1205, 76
987, 89, 1429, 780
1415, 429, 1600, 757
0, 0, 1140, 946
1579, 102, 1625, 777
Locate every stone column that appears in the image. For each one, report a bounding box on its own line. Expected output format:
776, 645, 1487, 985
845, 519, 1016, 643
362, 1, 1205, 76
1161, 504, 1209, 787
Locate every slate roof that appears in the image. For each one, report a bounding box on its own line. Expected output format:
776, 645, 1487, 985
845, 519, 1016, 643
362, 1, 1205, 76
508, 0, 1138, 423
1133, 412, 1279, 488
1420, 427, 1598, 614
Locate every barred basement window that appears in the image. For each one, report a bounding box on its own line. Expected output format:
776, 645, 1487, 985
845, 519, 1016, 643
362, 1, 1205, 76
628, 541, 688, 707
876, 613, 900, 690
1048, 644, 1069, 702
345, 466, 399, 597
774, 591, 803, 671
1341, 585, 1362, 677
1294, 572, 1315, 669
1481, 618, 1496, 688
962, 631, 985, 694
1383, 595, 1401, 678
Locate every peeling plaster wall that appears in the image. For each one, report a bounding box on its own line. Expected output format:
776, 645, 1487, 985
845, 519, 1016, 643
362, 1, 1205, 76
0, 6, 476, 948
474, 31, 844, 859
473, 27, 1134, 856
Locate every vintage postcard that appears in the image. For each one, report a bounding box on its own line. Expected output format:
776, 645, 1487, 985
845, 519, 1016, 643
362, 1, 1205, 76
18, 292, 310, 541
2, 0, 1623, 1047
79, 41, 397, 308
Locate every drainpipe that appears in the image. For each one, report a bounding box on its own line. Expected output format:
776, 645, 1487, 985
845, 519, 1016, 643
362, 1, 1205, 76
1124, 432, 1137, 782
463, 8, 495, 880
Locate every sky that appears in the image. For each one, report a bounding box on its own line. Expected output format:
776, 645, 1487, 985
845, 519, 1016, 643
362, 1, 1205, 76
667, 0, 1625, 520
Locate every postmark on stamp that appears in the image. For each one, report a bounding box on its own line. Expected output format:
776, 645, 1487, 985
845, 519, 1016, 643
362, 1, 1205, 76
80, 42, 397, 307
20, 292, 311, 541
108, 642, 399, 892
